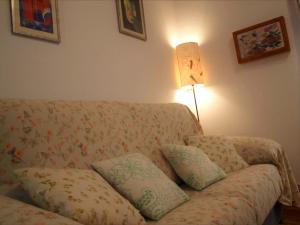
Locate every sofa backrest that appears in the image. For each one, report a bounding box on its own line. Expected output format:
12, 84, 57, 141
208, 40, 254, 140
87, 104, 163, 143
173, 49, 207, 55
0, 99, 202, 187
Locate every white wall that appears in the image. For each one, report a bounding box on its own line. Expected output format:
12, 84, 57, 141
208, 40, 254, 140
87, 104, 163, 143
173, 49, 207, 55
0, 0, 177, 102
0, 0, 299, 182
173, 0, 300, 182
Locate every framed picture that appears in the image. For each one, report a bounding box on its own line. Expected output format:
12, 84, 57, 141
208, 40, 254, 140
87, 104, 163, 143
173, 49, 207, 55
233, 16, 290, 64
10, 0, 60, 43
115, 0, 147, 41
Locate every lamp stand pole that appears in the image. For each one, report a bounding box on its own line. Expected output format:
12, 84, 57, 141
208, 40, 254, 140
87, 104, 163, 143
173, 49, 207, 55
192, 84, 199, 122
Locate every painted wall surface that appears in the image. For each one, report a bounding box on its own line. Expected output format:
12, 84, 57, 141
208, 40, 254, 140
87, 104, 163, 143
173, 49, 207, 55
0, 0, 299, 182
173, 0, 300, 182
0, 0, 177, 102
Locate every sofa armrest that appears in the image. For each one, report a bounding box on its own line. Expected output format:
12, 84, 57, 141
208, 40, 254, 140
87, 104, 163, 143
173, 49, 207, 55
228, 136, 300, 207
228, 136, 282, 165
0, 195, 81, 225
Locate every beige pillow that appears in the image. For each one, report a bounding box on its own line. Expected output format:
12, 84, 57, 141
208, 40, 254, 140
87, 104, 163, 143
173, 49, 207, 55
92, 153, 190, 220
15, 168, 145, 225
185, 135, 248, 173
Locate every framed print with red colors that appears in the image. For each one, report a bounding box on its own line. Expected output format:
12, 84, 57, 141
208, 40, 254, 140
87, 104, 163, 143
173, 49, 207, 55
11, 0, 60, 43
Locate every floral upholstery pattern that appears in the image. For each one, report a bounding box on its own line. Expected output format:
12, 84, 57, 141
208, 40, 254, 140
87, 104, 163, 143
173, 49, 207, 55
161, 144, 226, 190
229, 136, 300, 207
15, 168, 146, 225
0, 195, 82, 225
92, 153, 190, 220
147, 164, 282, 225
0, 99, 201, 188
0, 98, 299, 225
185, 135, 249, 173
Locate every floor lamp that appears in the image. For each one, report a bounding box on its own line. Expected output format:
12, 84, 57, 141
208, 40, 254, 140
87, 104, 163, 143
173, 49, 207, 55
176, 42, 204, 122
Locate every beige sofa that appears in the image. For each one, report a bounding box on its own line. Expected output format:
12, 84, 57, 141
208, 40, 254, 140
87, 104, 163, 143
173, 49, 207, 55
0, 99, 299, 225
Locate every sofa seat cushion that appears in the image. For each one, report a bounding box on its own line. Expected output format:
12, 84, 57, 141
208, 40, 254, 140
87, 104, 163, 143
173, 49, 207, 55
0, 183, 36, 205
0, 195, 82, 225
146, 164, 282, 225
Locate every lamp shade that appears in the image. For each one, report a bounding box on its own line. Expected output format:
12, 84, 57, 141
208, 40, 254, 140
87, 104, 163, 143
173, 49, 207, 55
176, 42, 203, 87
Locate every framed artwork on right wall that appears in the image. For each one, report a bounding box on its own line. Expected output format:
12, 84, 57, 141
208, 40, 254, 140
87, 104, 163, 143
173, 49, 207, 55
233, 16, 290, 64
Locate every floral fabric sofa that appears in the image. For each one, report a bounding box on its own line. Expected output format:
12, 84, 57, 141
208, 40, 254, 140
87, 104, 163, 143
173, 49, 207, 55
0, 99, 299, 225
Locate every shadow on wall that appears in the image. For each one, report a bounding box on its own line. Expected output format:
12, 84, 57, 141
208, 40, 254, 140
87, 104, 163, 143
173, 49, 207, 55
287, 0, 300, 184
287, 1, 300, 56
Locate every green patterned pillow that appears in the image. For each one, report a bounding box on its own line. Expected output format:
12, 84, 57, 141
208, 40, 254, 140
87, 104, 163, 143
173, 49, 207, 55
92, 153, 190, 220
185, 135, 249, 173
161, 144, 226, 191
15, 168, 145, 225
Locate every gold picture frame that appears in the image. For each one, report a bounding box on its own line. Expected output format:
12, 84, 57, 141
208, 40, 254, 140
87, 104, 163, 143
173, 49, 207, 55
116, 0, 147, 41
10, 0, 60, 43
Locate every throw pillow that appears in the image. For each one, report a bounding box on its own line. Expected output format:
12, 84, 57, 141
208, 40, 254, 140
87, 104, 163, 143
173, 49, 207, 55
161, 144, 226, 190
15, 168, 145, 225
92, 153, 190, 220
185, 135, 249, 173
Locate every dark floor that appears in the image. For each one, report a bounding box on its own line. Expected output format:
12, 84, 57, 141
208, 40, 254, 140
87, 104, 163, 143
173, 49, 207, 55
282, 205, 300, 225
